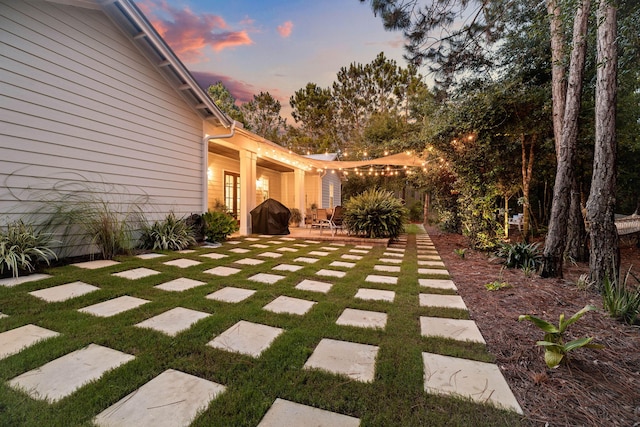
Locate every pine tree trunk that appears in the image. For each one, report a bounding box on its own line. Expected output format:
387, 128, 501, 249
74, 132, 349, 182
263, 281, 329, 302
542, 0, 591, 278
586, 0, 619, 287
522, 134, 535, 241
566, 178, 588, 262
547, 0, 566, 155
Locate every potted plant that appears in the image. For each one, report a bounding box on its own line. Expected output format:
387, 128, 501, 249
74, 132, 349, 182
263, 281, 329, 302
289, 208, 303, 227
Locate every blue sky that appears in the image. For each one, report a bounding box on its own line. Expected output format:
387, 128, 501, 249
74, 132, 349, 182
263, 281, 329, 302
135, 0, 410, 121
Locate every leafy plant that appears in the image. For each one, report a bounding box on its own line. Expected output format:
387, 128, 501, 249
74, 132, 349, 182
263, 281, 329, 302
0, 220, 57, 278
140, 212, 196, 251
485, 280, 511, 291
202, 210, 238, 242
453, 248, 466, 259
289, 208, 303, 225
518, 305, 603, 368
575, 273, 595, 291
343, 188, 408, 239
496, 241, 542, 270
602, 269, 640, 325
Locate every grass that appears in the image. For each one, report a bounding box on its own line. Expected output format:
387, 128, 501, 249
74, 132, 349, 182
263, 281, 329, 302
0, 231, 523, 426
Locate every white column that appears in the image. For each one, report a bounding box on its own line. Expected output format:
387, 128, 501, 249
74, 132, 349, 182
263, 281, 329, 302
294, 168, 306, 226
239, 149, 257, 235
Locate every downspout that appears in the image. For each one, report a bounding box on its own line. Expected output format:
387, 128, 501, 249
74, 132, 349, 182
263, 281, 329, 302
202, 121, 237, 212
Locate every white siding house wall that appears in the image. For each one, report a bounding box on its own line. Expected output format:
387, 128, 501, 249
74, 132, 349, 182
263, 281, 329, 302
321, 172, 342, 208
207, 153, 240, 210
0, 1, 205, 223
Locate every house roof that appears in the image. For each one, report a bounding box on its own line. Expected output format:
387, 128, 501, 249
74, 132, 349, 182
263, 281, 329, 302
305, 153, 339, 161
49, 0, 231, 128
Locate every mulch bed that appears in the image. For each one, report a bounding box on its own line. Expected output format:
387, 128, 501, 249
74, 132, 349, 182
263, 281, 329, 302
426, 226, 640, 426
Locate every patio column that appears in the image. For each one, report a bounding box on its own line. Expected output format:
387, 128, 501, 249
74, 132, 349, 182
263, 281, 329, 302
239, 149, 257, 235
294, 168, 306, 226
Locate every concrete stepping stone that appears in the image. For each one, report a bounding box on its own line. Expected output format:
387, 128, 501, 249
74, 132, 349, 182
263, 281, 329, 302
258, 398, 360, 427
29, 281, 99, 302
382, 251, 404, 258
229, 248, 250, 254
177, 249, 196, 254
355, 288, 395, 302
136, 253, 165, 259
422, 352, 522, 414
386, 247, 405, 253
419, 294, 468, 310
418, 261, 446, 268
248, 273, 285, 284
200, 252, 228, 260
329, 261, 356, 269
316, 269, 346, 278
293, 243, 309, 247
226, 240, 241, 244
0, 324, 60, 360
72, 260, 119, 269
374, 265, 400, 273
277, 247, 298, 253
163, 258, 201, 268
295, 279, 333, 293
336, 308, 387, 329
303, 240, 319, 244
258, 251, 282, 258
304, 338, 378, 383
379, 258, 402, 264
208, 320, 283, 357
0, 274, 52, 288
420, 317, 485, 343
155, 278, 206, 292
94, 369, 226, 427
204, 266, 241, 276
418, 255, 440, 261
9, 343, 134, 402
79, 296, 150, 317
263, 296, 316, 315
245, 237, 261, 241
308, 251, 329, 257
418, 268, 450, 277
349, 249, 369, 254
135, 307, 209, 336
331, 242, 346, 247
355, 245, 373, 249
206, 287, 256, 303
419, 279, 457, 291
341, 254, 362, 261
273, 264, 303, 272
258, 235, 272, 238
365, 274, 398, 285
280, 237, 296, 241
320, 246, 339, 251
251, 244, 269, 249
235, 258, 264, 266
294, 257, 319, 264
268, 240, 284, 245
113, 268, 161, 280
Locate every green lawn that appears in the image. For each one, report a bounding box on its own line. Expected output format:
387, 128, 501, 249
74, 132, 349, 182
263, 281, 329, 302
0, 231, 522, 426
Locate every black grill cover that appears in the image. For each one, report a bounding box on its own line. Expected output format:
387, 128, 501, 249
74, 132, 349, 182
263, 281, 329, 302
250, 198, 291, 235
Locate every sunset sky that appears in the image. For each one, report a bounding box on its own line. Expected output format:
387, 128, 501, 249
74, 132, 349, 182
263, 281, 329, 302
135, 0, 411, 121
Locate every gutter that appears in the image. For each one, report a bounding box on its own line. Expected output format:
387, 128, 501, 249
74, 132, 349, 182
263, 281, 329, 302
202, 121, 237, 212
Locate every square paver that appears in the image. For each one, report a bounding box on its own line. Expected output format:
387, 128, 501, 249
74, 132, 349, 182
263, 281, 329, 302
177, 249, 196, 254
293, 243, 309, 247
341, 254, 362, 261
248, 273, 285, 284
235, 258, 265, 266
420, 317, 485, 343
71, 260, 120, 269
136, 253, 165, 259
208, 320, 283, 357
355, 245, 372, 249
418, 261, 446, 267
155, 278, 207, 292
304, 338, 378, 383
418, 255, 441, 261
9, 343, 134, 402
418, 268, 450, 277
349, 249, 369, 254
329, 261, 356, 269
419, 294, 468, 310
206, 287, 256, 303
419, 279, 457, 291
245, 237, 261, 241
280, 237, 296, 241
273, 264, 303, 272
386, 247, 405, 253
0, 274, 52, 288
226, 240, 241, 245
422, 352, 522, 414
308, 251, 329, 257
94, 369, 226, 426
277, 247, 298, 253
250, 244, 269, 249
316, 269, 346, 278
365, 275, 398, 285
263, 296, 316, 315
113, 268, 161, 280
382, 252, 403, 258
331, 243, 346, 247
268, 240, 285, 245
304, 240, 320, 244
0, 324, 60, 360
295, 279, 333, 294
79, 296, 150, 317
258, 398, 360, 427
135, 307, 210, 336
355, 288, 395, 302
336, 308, 387, 329
229, 248, 250, 254
200, 252, 228, 260
294, 257, 319, 264
320, 246, 339, 252
204, 266, 241, 276
257, 251, 283, 259
163, 258, 202, 268
379, 258, 402, 264
29, 282, 99, 302
374, 265, 400, 273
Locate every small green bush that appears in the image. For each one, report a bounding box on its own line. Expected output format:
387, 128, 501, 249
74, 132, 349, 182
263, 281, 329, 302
140, 212, 196, 251
496, 241, 542, 270
343, 189, 407, 239
408, 201, 424, 222
602, 269, 640, 325
0, 220, 57, 278
202, 210, 238, 242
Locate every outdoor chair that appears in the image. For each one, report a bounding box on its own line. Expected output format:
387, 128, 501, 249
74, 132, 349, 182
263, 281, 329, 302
310, 208, 331, 233
328, 205, 344, 236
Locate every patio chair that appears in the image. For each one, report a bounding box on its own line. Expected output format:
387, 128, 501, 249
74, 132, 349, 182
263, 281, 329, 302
310, 208, 331, 233
328, 205, 344, 236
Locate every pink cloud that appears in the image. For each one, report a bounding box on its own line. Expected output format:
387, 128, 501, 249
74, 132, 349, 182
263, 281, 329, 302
137, 0, 253, 63
277, 21, 294, 38
191, 71, 256, 103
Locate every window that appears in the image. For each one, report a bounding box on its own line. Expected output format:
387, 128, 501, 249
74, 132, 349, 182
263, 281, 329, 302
224, 172, 240, 218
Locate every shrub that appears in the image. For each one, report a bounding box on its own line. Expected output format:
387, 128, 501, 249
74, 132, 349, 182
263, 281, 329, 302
0, 220, 57, 278
343, 189, 407, 239
140, 212, 196, 251
202, 210, 238, 242
602, 269, 640, 325
408, 201, 424, 222
496, 241, 542, 270
289, 208, 303, 225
